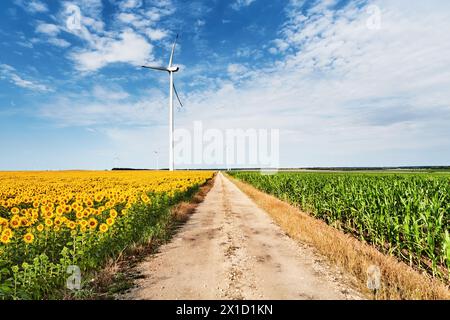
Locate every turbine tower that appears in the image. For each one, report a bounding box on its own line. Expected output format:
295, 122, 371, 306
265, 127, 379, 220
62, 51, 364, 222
142, 34, 183, 171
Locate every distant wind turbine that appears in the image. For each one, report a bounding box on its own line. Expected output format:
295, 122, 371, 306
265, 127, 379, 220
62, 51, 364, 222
154, 150, 159, 170
142, 34, 183, 171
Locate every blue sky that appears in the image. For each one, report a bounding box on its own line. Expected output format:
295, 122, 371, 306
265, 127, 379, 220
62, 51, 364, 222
1, 0, 450, 170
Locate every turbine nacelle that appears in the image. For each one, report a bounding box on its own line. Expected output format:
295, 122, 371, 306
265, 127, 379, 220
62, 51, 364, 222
167, 66, 179, 72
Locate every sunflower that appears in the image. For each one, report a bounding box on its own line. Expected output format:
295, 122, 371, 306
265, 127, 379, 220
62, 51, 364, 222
20, 217, 29, 227
109, 209, 118, 219
36, 224, 44, 232
45, 218, 53, 227
23, 232, 34, 244
11, 207, 19, 215
54, 217, 63, 227
44, 211, 54, 219
106, 217, 115, 226
88, 218, 98, 229
2, 228, 13, 237
67, 221, 76, 230
0, 217, 8, 227
75, 211, 84, 219
140, 194, 151, 204
99, 223, 108, 233
1, 234, 10, 244
10, 217, 20, 229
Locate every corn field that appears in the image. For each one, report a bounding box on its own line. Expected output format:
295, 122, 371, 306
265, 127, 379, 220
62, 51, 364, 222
229, 171, 450, 280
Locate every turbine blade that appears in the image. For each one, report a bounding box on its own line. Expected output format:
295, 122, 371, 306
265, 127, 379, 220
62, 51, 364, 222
168, 34, 179, 67
142, 65, 168, 72
173, 83, 183, 108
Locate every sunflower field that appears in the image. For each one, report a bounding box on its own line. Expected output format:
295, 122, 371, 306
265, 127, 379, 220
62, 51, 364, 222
0, 170, 213, 299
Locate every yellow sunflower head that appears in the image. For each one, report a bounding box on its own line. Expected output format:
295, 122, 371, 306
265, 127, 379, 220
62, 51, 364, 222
79, 220, 88, 227
109, 209, 118, 219
67, 221, 76, 230
106, 217, 115, 226
2, 228, 13, 237
88, 218, 98, 229
1, 234, 11, 244
10, 217, 20, 229
99, 223, 108, 233
45, 218, 53, 227
23, 232, 34, 244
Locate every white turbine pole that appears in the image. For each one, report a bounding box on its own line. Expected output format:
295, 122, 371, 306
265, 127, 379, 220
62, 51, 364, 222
169, 71, 174, 171
142, 34, 182, 172
154, 151, 159, 170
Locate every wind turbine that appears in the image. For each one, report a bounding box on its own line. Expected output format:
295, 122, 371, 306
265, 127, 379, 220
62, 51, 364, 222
142, 34, 183, 171
154, 150, 159, 170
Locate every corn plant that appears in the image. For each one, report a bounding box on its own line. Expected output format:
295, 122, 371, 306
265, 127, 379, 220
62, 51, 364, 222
230, 171, 450, 280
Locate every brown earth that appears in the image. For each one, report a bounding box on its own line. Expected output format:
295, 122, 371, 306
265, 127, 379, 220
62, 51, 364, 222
121, 172, 363, 300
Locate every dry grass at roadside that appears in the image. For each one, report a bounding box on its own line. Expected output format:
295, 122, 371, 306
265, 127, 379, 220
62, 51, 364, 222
227, 174, 450, 300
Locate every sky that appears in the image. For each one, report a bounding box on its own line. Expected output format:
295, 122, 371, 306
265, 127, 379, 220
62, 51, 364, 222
0, 0, 450, 170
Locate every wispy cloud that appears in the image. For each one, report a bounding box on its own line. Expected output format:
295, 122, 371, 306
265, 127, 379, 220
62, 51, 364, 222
35, 22, 70, 48
119, 0, 143, 10
0, 64, 51, 92
39, 87, 166, 126
36, 23, 60, 36
231, 0, 257, 11
14, 0, 49, 14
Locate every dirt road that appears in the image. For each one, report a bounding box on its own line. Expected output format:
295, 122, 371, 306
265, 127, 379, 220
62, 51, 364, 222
123, 172, 363, 300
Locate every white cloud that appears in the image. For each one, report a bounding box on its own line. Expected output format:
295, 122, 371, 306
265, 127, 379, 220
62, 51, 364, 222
48, 38, 71, 48
70, 0, 103, 17
71, 31, 153, 71
35, 22, 70, 48
196, 20, 206, 27
15, 0, 48, 13
36, 23, 60, 36
117, 12, 149, 28
231, 0, 256, 11
120, 0, 143, 10
146, 28, 168, 41
227, 63, 249, 80
51, 0, 172, 70
0, 64, 50, 92
28, 0, 48, 13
